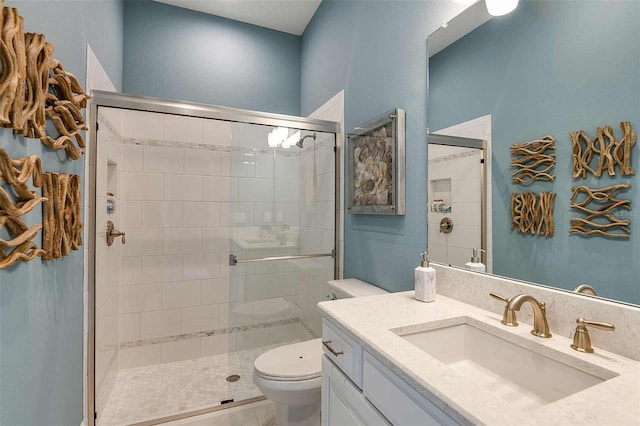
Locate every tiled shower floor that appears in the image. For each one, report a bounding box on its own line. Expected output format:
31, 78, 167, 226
99, 344, 287, 426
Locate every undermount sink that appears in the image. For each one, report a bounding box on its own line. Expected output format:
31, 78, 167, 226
394, 318, 614, 411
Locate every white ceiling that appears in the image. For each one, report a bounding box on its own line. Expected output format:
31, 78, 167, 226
154, 0, 322, 36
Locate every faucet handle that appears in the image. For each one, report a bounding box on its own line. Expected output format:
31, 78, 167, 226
489, 293, 518, 326
489, 292, 509, 303
570, 317, 615, 353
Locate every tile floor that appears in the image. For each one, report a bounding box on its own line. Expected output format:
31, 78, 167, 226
99, 344, 286, 426
162, 400, 276, 426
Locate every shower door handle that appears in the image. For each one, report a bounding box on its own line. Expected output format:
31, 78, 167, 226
106, 221, 126, 246
229, 251, 334, 266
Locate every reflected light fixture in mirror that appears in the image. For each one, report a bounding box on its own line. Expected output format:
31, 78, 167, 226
268, 126, 288, 147
485, 0, 518, 16
282, 131, 301, 148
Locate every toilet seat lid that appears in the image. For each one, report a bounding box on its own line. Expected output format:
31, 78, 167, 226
255, 338, 322, 381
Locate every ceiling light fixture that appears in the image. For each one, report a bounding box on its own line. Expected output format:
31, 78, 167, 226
485, 0, 518, 16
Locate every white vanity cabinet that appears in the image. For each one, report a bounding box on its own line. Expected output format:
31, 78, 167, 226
321, 319, 461, 426
322, 356, 389, 425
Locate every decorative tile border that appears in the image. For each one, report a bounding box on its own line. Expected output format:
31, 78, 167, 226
121, 318, 300, 350
428, 148, 480, 164
122, 136, 333, 157
97, 112, 123, 141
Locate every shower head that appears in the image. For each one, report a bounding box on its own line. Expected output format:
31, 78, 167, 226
296, 133, 316, 148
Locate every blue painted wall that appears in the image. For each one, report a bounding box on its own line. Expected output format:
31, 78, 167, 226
123, 0, 301, 116
300, 0, 465, 291
0, 1, 124, 424
429, 1, 640, 304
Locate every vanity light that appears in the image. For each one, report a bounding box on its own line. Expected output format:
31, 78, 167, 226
485, 0, 518, 16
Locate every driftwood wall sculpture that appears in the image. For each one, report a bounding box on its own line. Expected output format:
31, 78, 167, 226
0, 147, 46, 269
0, 1, 89, 269
42, 173, 82, 260
511, 192, 556, 237
570, 184, 631, 238
510, 135, 556, 184
0, 5, 26, 129
40, 61, 89, 159
571, 121, 636, 178
0, 1, 89, 160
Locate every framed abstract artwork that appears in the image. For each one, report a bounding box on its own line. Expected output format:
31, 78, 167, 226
347, 108, 405, 215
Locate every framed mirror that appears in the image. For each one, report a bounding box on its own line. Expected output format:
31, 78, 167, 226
427, 0, 639, 305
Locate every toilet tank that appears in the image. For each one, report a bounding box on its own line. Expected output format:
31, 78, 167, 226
327, 278, 388, 299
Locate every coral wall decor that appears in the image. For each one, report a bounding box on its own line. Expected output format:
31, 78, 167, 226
571, 121, 636, 178
570, 184, 631, 238
0, 147, 46, 269
510, 135, 556, 184
0, 1, 89, 160
42, 173, 83, 260
511, 191, 556, 237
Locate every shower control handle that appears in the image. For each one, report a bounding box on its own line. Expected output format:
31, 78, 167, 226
439, 217, 454, 234
322, 340, 344, 357
106, 221, 126, 246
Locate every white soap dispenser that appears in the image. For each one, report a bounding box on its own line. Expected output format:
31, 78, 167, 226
415, 251, 436, 302
465, 248, 486, 272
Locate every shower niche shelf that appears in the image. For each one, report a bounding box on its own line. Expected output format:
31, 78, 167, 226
430, 178, 452, 213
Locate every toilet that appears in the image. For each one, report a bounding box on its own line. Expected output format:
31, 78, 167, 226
253, 279, 387, 426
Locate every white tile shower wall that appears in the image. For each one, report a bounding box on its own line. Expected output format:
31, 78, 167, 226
118, 115, 307, 368
432, 115, 493, 272
94, 107, 123, 417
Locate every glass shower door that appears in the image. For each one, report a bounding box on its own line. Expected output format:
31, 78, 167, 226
225, 121, 336, 403
92, 91, 339, 424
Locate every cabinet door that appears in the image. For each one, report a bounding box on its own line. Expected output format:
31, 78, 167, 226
364, 352, 460, 426
322, 356, 389, 426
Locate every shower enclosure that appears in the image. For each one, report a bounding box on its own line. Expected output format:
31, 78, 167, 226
88, 92, 339, 425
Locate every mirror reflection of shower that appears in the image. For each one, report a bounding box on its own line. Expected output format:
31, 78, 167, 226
427, 115, 492, 273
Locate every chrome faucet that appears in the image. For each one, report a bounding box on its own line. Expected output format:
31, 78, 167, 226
490, 293, 552, 338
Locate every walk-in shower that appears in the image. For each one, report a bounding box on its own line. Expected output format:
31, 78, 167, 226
88, 91, 339, 425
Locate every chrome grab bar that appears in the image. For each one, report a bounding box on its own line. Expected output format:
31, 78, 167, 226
229, 251, 334, 266
322, 340, 344, 357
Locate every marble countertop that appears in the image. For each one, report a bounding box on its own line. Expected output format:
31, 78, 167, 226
318, 291, 640, 425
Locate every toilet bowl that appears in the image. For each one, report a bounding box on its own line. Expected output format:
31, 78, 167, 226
253, 338, 323, 426
253, 279, 387, 426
